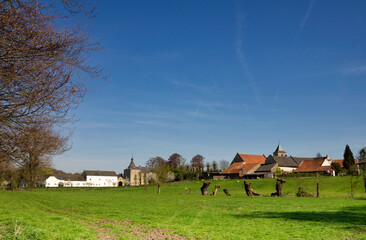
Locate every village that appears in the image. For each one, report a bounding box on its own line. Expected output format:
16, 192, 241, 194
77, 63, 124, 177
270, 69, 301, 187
42, 144, 366, 188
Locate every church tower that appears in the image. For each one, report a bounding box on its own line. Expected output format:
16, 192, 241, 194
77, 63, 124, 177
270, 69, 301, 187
127, 156, 136, 169
273, 144, 287, 157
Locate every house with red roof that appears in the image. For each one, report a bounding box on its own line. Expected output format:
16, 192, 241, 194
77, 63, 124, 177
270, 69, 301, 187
332, 159, 359, 168
294, 158, 335, 176
220, 153, 266, 179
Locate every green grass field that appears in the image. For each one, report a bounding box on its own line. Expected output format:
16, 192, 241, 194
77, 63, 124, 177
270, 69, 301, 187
1, 176, 366, 239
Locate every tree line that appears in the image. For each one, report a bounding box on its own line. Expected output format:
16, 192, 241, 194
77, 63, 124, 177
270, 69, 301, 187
146, 153, 229, 182
144, 153, 229, 194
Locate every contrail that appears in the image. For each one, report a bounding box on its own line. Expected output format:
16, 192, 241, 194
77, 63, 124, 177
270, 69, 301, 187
235, 2, 261, 106
299, 0, 316, 31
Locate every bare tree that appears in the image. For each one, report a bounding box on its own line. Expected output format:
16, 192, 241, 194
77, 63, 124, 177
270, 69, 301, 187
12, 123, 69, 186
212, 161, 218, 172
167, 153, 184, 169
146, 156, 167, 168
358, 148, 366, 161
200, 181, 210, 195
0, 0, 104, 169
271, 178, 286, 197
206, 162, 211, 172
191, 155, 204, 174
244, 180, 261, 196
219, 160, 229, 171
212, 184, 220, 196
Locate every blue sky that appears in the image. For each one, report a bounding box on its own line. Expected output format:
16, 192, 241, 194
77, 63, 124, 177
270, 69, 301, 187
54, 0, 366, 173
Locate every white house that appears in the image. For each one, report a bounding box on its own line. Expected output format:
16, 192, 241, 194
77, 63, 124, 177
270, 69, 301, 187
82, 170, 118, 187
43, 170, 117, 187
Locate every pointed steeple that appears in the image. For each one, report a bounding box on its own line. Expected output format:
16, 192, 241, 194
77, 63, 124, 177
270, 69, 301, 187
127, 156, 136, 169
273, 144, 287, 157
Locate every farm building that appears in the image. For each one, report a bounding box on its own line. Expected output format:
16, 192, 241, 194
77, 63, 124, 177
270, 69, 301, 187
220, 144, 335, 179
293, 158, 336, 176
220, 153, 266, 179
264, 144, 332, 173
251, 163, 279, 178
358, 160, 366, 171
332, 159, 359, 168
43, 170, 118, 187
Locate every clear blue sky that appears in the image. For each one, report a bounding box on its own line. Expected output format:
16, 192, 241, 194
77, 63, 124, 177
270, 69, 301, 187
54, 0, 366, 173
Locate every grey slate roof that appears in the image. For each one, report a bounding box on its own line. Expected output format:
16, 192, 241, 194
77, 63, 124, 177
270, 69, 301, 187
271, 156, 299, 167
255, 163, 278, 172
274, 144, 286, 153
267, 155, 328, 168
134, 166, 150, 173
127, 158, 137, 169
126, 157, 150, 173
292, 157, 325, 165
40, 169, 85, 181
83, 170, 117, 176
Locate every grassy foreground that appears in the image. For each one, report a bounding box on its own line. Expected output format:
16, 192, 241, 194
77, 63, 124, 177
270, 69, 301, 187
0, 176, 365, 239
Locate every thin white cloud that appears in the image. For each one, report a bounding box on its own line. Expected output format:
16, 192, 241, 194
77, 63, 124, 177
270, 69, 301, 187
78, 122, 113, 128
170, 79, 215, 94
299, 0, 316, 31
342, 65, 366, 75
135, 120, 167, 127
235, 3, 261, 105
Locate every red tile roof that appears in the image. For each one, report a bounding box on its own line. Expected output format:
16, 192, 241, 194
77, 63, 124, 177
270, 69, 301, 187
332, 159, 358, 168
294, 159, 332, 173
332, 160, 344, 168
221, 162, 245, 174
221, 162, 260, 176
238, 154, 266, 164
241, 163, 260, 173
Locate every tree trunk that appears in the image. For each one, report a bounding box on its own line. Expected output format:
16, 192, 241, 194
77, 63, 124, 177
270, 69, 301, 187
316, 181, 320, 198
157, 184, 161, 194
244, 180, 261, 196
200, 181, 211, 195
271, 178, 286, 197
223, 188, 231, 196
296, 187, 313, 197
212, 184, 221, 196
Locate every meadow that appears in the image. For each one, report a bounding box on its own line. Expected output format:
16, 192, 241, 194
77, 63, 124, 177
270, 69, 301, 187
0, 176, 365, 239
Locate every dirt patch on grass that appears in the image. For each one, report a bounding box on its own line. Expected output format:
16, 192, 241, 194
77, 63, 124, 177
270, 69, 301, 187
82, 219, 191, 240
62, 207, 96, 216
45, 209, 59, 214
44, 208, 192, 239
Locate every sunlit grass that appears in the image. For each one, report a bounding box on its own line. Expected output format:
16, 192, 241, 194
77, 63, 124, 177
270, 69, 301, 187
0, 176, 365, 239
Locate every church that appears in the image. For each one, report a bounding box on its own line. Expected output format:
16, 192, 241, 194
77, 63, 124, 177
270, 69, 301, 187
121, 157, 150, 186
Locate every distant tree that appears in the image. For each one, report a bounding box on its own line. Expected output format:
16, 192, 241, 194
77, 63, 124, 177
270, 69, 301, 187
146, 156, 167, 168
331, 162, 342, 174
191, 155, 204, 172
206, 162, 211, 172
146, 156, 170, 194
219, 160, 230, 171
358, 148, 366, 161
167, 153, 185, 169
212, 161, 218, 172
343, 145, 356, 171
316, 152, 322, 158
